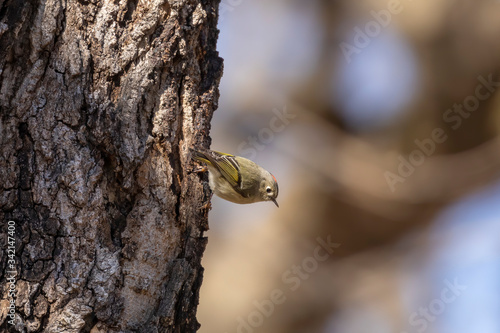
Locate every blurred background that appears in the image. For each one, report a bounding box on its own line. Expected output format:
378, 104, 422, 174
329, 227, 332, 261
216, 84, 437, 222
198, 1, 500, 332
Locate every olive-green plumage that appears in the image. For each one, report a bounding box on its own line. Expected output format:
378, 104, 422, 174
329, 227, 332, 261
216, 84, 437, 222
193, 149, 279, 207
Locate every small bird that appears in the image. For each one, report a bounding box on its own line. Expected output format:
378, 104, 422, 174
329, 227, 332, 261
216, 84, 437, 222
192, 149, 279, 207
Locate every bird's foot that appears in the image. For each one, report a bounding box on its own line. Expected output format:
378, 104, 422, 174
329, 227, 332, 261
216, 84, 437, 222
194, 165, 208, 173
201, 201, 212, 211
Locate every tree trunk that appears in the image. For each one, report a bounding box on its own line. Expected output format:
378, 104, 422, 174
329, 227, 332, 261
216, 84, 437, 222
0, 0, 222, 331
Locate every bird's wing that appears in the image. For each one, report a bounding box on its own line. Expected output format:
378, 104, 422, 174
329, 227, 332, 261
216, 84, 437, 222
193, 150, 242, 190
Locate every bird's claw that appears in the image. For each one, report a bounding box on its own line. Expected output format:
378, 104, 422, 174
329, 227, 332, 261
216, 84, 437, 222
201, 201, 212, 211
194, 165, 208, 173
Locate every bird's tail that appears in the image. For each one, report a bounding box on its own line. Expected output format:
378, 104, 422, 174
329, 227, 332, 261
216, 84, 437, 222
191, 149, 212, 165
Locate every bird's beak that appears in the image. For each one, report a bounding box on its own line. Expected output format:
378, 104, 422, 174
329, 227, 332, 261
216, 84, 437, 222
271, 198, 279, 208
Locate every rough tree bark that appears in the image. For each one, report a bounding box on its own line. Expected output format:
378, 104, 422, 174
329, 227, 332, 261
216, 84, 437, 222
0, 0, 222, 332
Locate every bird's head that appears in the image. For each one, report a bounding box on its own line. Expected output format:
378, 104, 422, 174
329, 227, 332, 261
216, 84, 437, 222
261, 173, 279, 207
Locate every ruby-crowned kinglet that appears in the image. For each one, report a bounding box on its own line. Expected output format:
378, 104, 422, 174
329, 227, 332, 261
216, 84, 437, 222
193, 149, 279, 207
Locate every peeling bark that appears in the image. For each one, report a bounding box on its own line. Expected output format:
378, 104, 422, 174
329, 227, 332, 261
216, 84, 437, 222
0, 0, 222, 332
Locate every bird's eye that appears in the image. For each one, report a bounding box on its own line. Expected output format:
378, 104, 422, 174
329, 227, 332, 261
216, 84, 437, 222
266, 187, 272, 193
